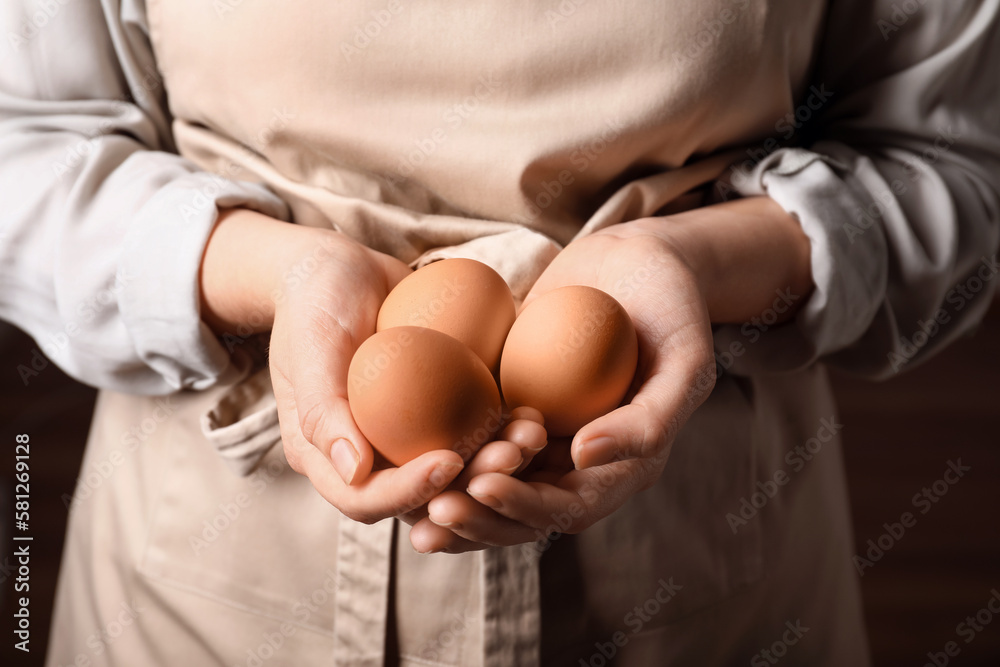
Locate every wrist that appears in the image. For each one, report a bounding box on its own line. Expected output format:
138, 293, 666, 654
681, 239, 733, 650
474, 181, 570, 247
199, 208, 330, 335
653, 197, 813, 324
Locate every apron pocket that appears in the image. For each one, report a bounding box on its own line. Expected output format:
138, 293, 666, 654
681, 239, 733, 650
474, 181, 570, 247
137, 374, 343, 636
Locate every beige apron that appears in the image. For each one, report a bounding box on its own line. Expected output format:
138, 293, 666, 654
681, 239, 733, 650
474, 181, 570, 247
48, 1, 870, 665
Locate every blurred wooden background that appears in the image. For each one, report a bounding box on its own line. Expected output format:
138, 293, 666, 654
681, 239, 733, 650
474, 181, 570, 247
1, 302, 998, 666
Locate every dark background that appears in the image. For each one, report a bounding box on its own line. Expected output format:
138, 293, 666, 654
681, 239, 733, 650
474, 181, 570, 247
1, 301, 998, 666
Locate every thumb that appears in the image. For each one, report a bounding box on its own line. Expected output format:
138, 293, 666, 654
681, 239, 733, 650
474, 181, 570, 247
571, 336, 716, 469
275, 308, 376, 485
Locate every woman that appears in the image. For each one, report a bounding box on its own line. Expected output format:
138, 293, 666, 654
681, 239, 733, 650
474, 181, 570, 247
2, 0, 998, 665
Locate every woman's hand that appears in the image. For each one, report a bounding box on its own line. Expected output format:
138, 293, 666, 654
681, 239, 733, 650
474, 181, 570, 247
200, 209, 552, 531
410, 196, 813, 552
197, 209, 448, 523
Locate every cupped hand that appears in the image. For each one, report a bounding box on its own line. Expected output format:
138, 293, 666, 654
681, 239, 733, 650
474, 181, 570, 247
408, 196, 813, 552
408, 219, 719, 552
200, 209, 481, 524
260, 221, 549, 528
265, 228, 474, 523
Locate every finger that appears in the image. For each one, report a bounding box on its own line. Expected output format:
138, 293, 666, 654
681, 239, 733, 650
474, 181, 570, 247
571, 316, 716, 469
289, 420, 465, 523
466, 462, 649, 533
368, 247, 413, 288
284, 308, 377, 484
510, 406, 544, 426
452, 441, 522, 489
408, 517, 492, 555
495, 418, 547, 473
425, 491, 539, 547
271, 353, 375, 487
396, 505, 429, 527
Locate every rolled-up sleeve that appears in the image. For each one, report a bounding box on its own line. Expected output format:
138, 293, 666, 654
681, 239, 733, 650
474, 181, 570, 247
0, 0, 289, 394
714, 0, 1000, 379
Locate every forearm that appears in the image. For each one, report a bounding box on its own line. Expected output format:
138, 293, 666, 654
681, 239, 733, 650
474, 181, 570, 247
664, 197, 814, 324
199, 208, 409, 339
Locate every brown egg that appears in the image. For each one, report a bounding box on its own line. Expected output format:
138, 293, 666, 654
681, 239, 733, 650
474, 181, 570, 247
377, 258, 515, 371
500, 286, 638, 437
348, 327, 502, 466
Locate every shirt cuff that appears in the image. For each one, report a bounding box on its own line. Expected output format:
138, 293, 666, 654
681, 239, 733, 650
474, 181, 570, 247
119, 169, 289, 393
712, 147, 889, 375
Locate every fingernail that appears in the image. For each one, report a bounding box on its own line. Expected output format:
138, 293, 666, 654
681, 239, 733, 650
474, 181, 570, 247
525, 442, 547, 454
468, 488, 501, 509
331, 438, 359, 485
497, 463, 521, 475
577, 436, 617, 468
418, 546, 447, 554
429, 516, 461, 530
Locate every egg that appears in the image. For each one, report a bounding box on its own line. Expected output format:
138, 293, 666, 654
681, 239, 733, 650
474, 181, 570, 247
348, 326, 502, 466
499, 286, 638, 437
377, 258, 515, 371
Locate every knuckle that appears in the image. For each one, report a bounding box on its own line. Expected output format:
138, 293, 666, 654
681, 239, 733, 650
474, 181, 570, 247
355, 513, 380, 526
297, 398, 331, 446
638, 415, 669, 460
340, 504, 377, 525
564, 517, 593, 535
284, 453, 305, 476
693, 357, 718, 395
280, 438, 305, 475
